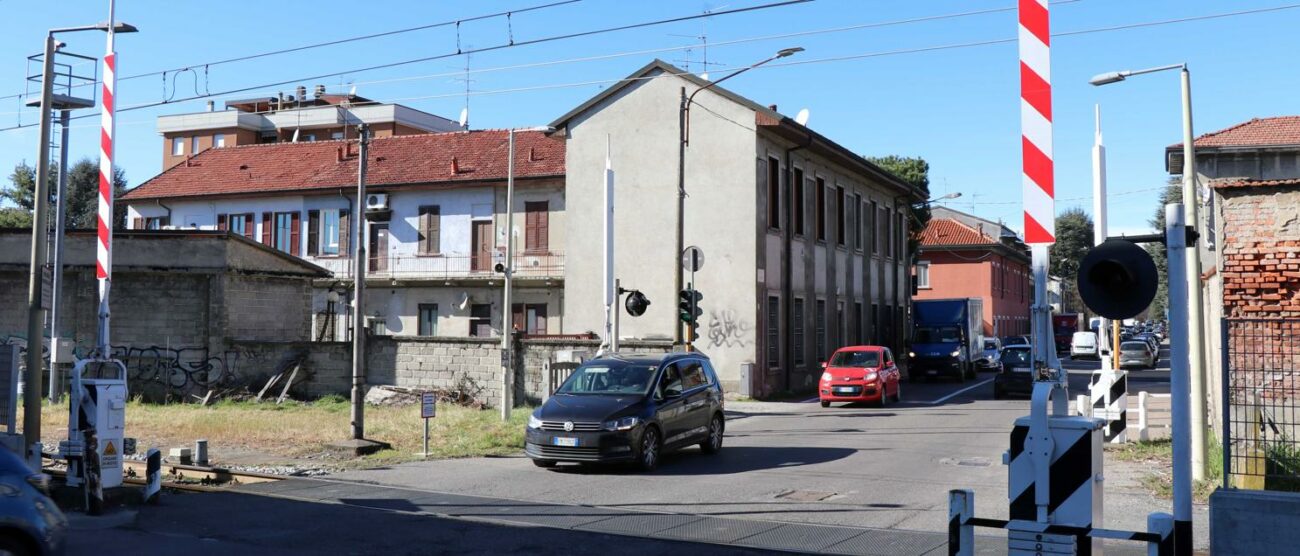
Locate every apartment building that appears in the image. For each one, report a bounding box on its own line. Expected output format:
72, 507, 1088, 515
913, 206, 1031, 337
156, 87, 463, 171
551, 60, 924, 396
121, 130, 565, 340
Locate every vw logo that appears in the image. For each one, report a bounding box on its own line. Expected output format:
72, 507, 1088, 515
563, 421, 574, 432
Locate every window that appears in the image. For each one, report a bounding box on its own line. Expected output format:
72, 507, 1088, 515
214, 134, 226, 148
871, 303, 880, 344
793, 168, 805, 236
367, 316, 388, 336
525, 201, 549, 253
766, 157, 781, 230
307, 209, 343, 256
171, 137, 183, 156
469, 304, 493, 337
836, 186, 846, 245
272, 211, 300, 255
304, 134, 317, 142
418, 304, 438, 336
815, 300, 827, 361
191, 136, 200, 154
854, 302, 863, 344
681, 360, 708, 390
511, 303, 548, 335
853, 194, 863, 249
144, 216, 166, 230
815, 178, 827, 241
793, 298, 805, 365
836, 301, 845, 349
917, 261, 931, 289
331, 131, 344, 140
766, 296, 779, 367
878, 205, 889, 257
217, 213, 255, 238
897, 212, 906, 260
418, 205, 440, 255
870, 201, 880, 254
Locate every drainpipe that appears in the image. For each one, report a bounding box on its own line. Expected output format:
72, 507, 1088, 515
155, 199, 172, 227
783, 130, 813, 392
339, 188, 355, 339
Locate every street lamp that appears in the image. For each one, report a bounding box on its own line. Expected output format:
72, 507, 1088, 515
1090, 61, 1205, 548
916, 192, 961, 206
500, 125, 556, 420
23, 16, 137, 464
674, 47, 802, 346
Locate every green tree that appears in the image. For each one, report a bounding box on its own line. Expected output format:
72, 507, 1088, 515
866, 155, 931, 263
1050, 208, 1094, 314
1145, 179, 1182, 320
2, 159, 128, 229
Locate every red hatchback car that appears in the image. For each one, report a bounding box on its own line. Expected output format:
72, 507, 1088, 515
818, 346, 902, 408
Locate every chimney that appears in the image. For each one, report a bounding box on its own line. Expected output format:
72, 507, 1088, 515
206, 100, 214, 112
451, 156, 460, 174
768, 104, 778, 112
528, 147, 536, 162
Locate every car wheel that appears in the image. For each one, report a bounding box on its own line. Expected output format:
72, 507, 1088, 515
0, 533, 34, 556
820, 400, 830, 408
993, 387, 1005, 400
892, 381, 902, 403
636, 426, 661, 472
532, 459, 557, 468
878, 387, 889, 408
700, 414, 724, 454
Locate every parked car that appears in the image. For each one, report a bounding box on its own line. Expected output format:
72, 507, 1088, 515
1070, 331, 1099, 359
993, 345, 1034, 399
819, 346, 903, 407
1134, 333, 1160, 353
525, 352, 725, 471
0, 445, 66, 556
1119, 341, 1157, 369
975, 338, 1002, 372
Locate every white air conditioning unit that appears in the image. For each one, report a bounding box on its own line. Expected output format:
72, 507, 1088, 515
366, 193, 389, 211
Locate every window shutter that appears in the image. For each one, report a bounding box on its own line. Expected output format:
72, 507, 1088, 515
290, 212, 301, 256
524, 209, 538, 251
339, 209, 350, 255
537, 205, 548, 251
429, 206, 440, 254
307, 210, 319, 255
511, 304, 525, 333
534, 304, 548, 335
242, 214, 254, 238
525, 201, 547, 252
133, 217, 144, 230
261, 212, 272, 245
417, 207, 429, 254
216, 214, 227, 231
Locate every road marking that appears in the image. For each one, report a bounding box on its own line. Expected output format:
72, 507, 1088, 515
801, 396, 820, 403
926, 378, 995, 405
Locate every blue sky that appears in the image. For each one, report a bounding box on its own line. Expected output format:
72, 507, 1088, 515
3, 0, 1297, 236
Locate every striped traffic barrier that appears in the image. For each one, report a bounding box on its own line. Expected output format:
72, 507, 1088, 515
949, 490, 1174, 555
1089, 370, 1128, 443
1019, 0, 1055, 244
144, 448, 161, 504
1006, 416, 1104, 553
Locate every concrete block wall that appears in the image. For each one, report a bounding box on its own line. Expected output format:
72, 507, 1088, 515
223, 275, 313, 342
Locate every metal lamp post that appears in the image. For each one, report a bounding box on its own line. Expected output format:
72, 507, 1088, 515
674, 47, 802, 346
23, 16, 136, 464
501, 125, 556, 421
1091, 63, 1208, 482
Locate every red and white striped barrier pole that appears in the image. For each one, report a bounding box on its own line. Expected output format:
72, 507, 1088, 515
96, 1, 118, 357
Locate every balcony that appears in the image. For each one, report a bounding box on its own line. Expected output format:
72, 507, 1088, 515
312, 251, 564, 281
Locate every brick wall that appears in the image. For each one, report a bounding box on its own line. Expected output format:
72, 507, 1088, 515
222, 275, 313, 342
1219, 186, 1300, 318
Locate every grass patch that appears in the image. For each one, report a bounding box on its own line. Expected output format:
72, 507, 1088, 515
1108, 437, 1222, 503
25, 398, 530, 467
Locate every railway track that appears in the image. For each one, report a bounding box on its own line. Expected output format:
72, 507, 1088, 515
45, 458, 282, 493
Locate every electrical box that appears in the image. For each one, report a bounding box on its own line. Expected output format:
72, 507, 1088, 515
67, 359, 128, 489
1007, 415, 1105, 554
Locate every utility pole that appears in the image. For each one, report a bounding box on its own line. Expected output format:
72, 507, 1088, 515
1180, 68, 1208, 482
1092, 105, 1111, 374
23, 34, 57, 461
501, 129, 517, 421
48, 109, 71, 403
674, 86, 687, 348
350, 124, 370, 440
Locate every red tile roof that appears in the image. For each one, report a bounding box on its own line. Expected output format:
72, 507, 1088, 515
1211, 177, 1300, 190
121, 130, 564, 201
919, 218, 996, 246
1173, 116, 1300, 149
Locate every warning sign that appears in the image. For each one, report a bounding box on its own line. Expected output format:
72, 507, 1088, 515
104, 441, 117, 456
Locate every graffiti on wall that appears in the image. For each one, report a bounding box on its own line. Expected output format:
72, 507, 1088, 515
111, 346, 240, 393
706, 309, 753, 349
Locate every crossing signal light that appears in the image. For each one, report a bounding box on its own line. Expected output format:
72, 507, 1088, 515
1077, 238, 1158, 320
678, 289, 703, 325
625, 290, 650, 317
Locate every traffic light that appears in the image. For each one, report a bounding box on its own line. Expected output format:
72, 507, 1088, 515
625, 290, 650, 317
678, 288, 703, 326
1077, 238, 1158, 320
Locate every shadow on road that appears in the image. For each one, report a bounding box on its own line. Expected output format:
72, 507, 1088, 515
548, 445, 857, 476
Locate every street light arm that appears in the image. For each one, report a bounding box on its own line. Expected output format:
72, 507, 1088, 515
683, 47, 802, 145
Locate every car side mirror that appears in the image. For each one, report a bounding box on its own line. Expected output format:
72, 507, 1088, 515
820, 361, 828, 369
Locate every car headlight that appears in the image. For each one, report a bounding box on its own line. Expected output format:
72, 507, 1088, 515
863, 372, 878, 381
908, 351, 916, 358
821, 371, 832, 381
528, 414, 543, 429
603, 416, 640, 431
951, 350, 961, 357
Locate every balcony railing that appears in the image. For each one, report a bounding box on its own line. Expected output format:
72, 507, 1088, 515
312, 251, 564, 280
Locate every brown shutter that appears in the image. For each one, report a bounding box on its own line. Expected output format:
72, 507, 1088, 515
417, 206, 428, 254
524, 209, 538, 251
215, 214, 227, 231
307, 210, 319, 255
534, 304, 548, 335
290, 212, 301, 256
511, 304, 525, 333
241, 214, 253, 238
133, 217, 145, 230
537, 204, 548, 251
339, 209, 350, 255
429, 206, 440, 254
525, 201, 547, 252
261, 212, 272, 245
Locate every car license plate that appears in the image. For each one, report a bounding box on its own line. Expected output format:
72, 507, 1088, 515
1011, 367, 1031, 373
927, 370, 938, 375
552, 437, 578, 447
833, 387, 854, 394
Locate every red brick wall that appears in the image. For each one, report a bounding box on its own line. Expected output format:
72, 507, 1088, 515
1219, 187, 1300, 318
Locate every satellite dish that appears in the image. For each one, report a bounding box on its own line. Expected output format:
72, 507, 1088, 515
348, 85, 357, 97
458, 107, 469, 128
458, 292, 470, 310
795, 108, 810, 126
700, 72, 710, 81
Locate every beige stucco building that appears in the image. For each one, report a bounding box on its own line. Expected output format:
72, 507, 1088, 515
551, 61, 923, 395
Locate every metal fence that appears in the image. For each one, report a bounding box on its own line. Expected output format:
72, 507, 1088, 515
1222, 318, 1300, 490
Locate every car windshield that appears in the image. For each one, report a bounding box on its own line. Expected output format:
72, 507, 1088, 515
1002, 336, 1027, 346
915, 326, 961, 343
830, 350, 880, 368
556, 361, 657, 395
1000, 349, 1031, 367
983, 340, 999, 350
1121, 342, 1148, 351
